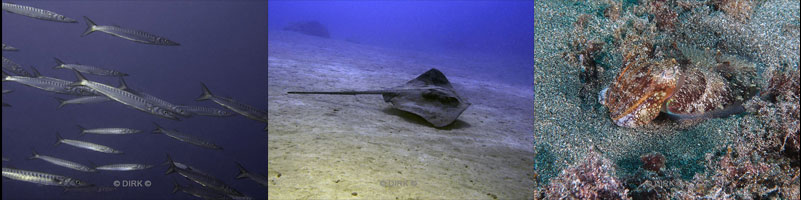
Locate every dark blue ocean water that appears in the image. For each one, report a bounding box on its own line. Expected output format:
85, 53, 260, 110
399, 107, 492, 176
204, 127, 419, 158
2, 1, 267, 199
268, 0, 535, 87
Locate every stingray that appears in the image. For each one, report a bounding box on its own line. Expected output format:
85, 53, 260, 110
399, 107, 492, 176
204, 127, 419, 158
287, 68, 470, 127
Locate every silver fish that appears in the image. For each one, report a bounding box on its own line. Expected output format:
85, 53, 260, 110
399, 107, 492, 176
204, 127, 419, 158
2, 43, 18, 51
235, 162, 268, 188
2, 70, 95, 96
176, 105, 235, 117
81, 16, 179, 46
197, 83, 267, 123
53, 58, 128, 77
153, 123, 222, 150
118, 79, 191, 117
30, 151, 96, 172
95, 164, 152, 171
172, 180, 234, 200
76, 125, 142, 136
2, 56, 33, 77
55, 96, 111, 108
1, 2, 77, 23
165, 155, 243, 197
2, 167, 91, 187
71, 71, 180, 120
2, 89, 11, 94
161, 156, 210, 176
55, 132, 123, 154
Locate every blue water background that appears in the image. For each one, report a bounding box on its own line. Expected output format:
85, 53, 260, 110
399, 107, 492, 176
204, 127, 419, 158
268, 0, 535, 87
2, 1, 267, 199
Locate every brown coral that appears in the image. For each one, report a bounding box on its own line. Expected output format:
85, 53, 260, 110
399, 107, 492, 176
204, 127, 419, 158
760, 68, 801, 155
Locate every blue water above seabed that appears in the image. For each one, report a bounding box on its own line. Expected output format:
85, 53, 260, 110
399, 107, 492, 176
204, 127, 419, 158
269, 0, 535, 87
2, 1, 267, 199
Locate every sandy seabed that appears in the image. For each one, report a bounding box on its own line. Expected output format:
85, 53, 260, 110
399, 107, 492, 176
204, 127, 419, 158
267, 31, 534, 199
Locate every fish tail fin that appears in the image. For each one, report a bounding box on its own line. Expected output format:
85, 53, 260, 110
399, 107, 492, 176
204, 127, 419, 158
53, 57, 65, 69
164, 154, 176, 175
152, 122, 163, 134
76, 125, 87, 136
55, 97, 67, 109
87, 160, 97, 169
171, 180, 180, 193
235, 162, 249, 179
55, 132, 63, 146
195, 82, 213, 101
29, 149, 39, 160
81, 16, 96, 37
70, 70, 88, 87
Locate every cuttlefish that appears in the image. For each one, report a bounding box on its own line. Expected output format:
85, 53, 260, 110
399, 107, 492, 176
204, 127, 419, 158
288, 68, 470, 128
599, 46, 744, 128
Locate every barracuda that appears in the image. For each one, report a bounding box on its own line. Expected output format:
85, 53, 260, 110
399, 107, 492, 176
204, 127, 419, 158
2, 56, 33, 77
175, 105, 235, 117
197, 83, 267, 123
53, 58, 128, 77
3, 71, 94, 96
235, 162, 269, 187
30, 151, 96, 172
165, 155, 243, 197
95, 164, 152, 171
2, 43, 18, 51
118, 78, 191, 117
172, 180, 234, 200
70, 70, 180, 120
2, 2, 77, 23
81, 16, 179, 46
153, 123, 222, 150
2, 167, 91, 187
76, 125, 142, 136
55, 96, 111, 108
56, 132, 123, 154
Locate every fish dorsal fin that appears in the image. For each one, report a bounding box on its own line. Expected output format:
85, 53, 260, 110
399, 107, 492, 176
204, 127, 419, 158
29, 66, 42, 77
117, 77, 130, 91
404, 68, 454, 89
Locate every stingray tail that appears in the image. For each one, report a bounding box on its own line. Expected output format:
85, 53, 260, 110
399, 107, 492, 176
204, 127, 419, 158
287, 90, 390, 95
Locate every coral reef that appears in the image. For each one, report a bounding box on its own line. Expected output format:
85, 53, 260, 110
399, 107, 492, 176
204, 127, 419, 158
751, 66, 800, 155
537, 149, 630, 200
283, 21, 330, 38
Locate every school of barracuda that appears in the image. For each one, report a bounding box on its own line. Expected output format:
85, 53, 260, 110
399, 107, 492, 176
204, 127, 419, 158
2, 2, 267, 199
